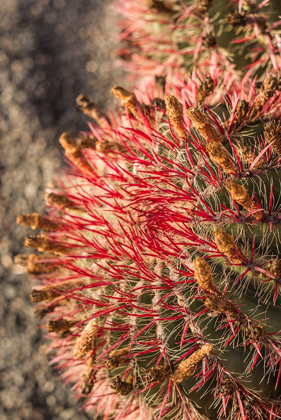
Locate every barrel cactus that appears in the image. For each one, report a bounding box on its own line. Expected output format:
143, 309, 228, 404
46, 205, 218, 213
16, 0, 281, 419
116, 0, 281, 82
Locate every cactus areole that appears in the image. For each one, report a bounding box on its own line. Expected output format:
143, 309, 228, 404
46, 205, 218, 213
16, 1, 281, 419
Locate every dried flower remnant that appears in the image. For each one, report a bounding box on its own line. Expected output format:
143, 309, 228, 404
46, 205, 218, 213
111, 376, 133, 396
46, 318, 76, 335
80, 361, 96, 395
111, 85, 146, 122
234, 137, 265, 169
165, 95, 186, 138
204, 295, 238, 318
237, 396, 260, 420
249, 76, 278, 119
16, 213, 60, 231
106, 346, 130, 370
213, 228, 241, 264
77, 134, 97, 149
45, 192, 78, 210
232, 100, 249, 127
146, 364, 170, 383
14, 253, 59, 275
206, 141, 236, 174
197, 75, 214, 103
193, 257, 216, 294
225, 178, 264, 220
202, 33, 217, 49
76, 94, 110, 128
59, 133, 92, 173
227, 11, 248, 27
74, 319, 98, 359
264, 120, 281, 155
186, 107, 224, 143
266, 259, 281, 279
195, 0, 212, 17
217, 378, 235, 397
228, 9, 268, 32
24, 234, 70, 255
30, 279, 83, 303
245, 323, 266, 342
173, 344, 213, 383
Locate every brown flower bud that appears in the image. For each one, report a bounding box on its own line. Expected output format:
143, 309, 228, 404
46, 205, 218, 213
46, 318, 76, 334
59, 132, 79, 155
146, 364, 170, 383
95, 140, 124, 154
227, 11, 247, 27
204, 295, 238, 318
206, 142, 236, 174
213, 228, 241, 263
24, 234, 70, 255
262, 75, 278, 92
218, 378, 235, 396
245, 323, 266, 342
111, 376, 133, 396
266, 259, 281, 279
165, 95, 186, 138
250, 76, 278, 119
233, 100, 249, 127
198, 75, 214, 103
16, 213, 60, 231
186, 107, 224, 143
30, 288, 52, 303
173, 344, 213, 383
235, 137, 265, 169
225, 178, 264, 220
195, 0, 212, 16
264, 120, 281, 155
111, 86, 146, 122
59, 133, 92, 173
80, 363, 96, 395
14, 254, 31, 267
76, 94, 110, 128
77, 134, 97, 149
250, 91, 273, 119
202, 33, 217, 49
30, 279, 83, 303
193, 257, 216, 293
14, 253, 59, 275
45, 192, 78, 210
105, 346, 130, 370
74, 319, 98, 359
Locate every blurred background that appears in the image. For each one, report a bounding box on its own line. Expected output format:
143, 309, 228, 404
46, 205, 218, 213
0, 1, 121, 418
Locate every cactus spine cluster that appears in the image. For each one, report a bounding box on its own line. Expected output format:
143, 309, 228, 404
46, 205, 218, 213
16, 0, 281, 419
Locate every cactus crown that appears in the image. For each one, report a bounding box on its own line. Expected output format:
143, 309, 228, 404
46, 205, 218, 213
16, 0, 281, 419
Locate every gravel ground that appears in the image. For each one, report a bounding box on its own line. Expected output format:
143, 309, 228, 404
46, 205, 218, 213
0, 1, 121, 419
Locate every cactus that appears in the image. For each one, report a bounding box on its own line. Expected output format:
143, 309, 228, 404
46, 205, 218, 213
116, 0, 281, 83
16, 0, 281, 419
